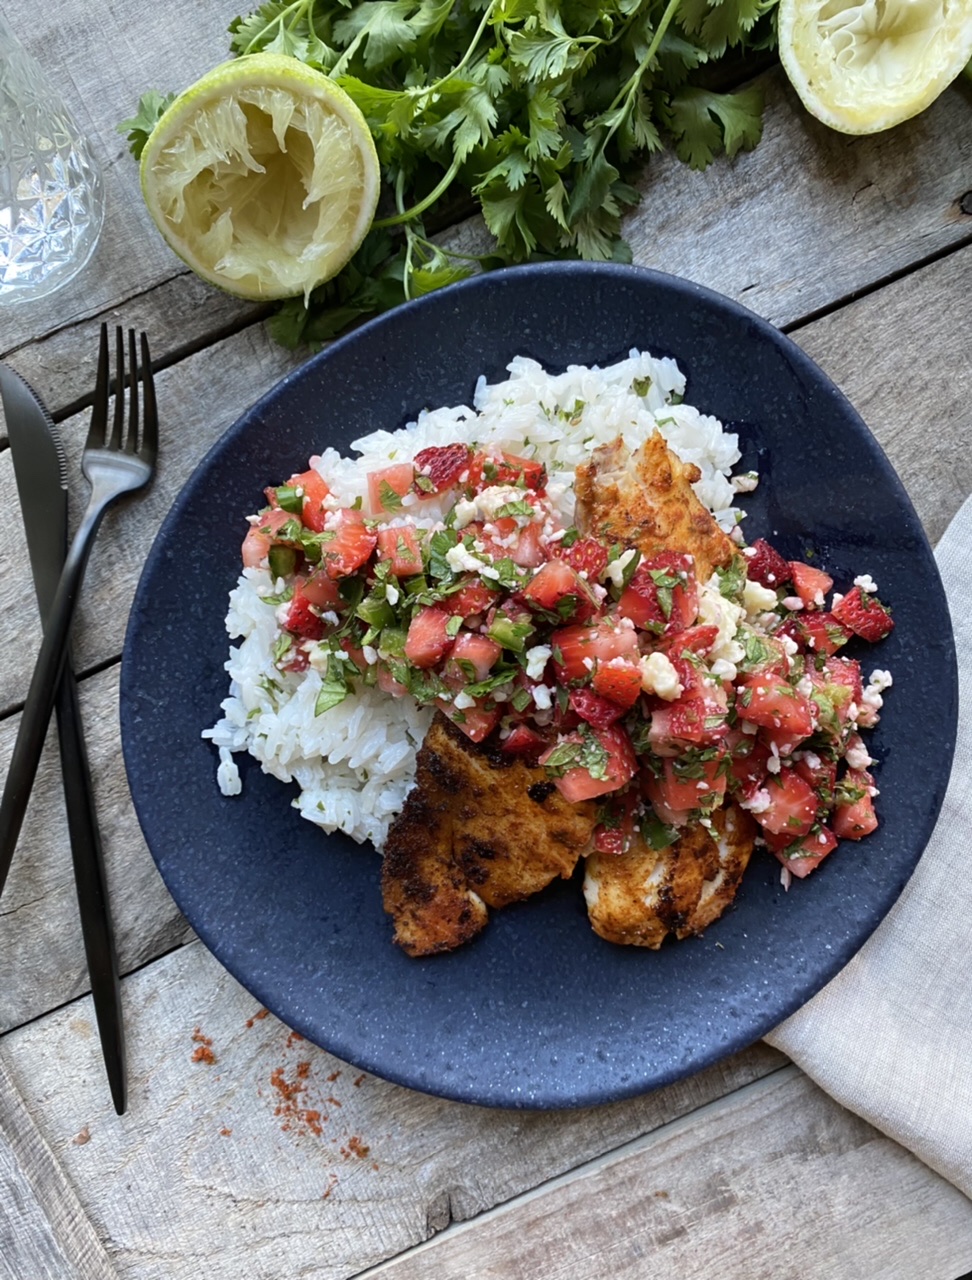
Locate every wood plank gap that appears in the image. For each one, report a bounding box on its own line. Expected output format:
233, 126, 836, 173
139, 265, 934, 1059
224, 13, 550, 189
781, 226, 972, 336
354, 1062, 799, 1278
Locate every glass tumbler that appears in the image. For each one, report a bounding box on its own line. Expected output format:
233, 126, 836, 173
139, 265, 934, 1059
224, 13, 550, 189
0, 16, 104, 304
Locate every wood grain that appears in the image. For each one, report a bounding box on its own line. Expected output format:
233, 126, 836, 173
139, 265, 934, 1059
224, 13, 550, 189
0, 1057, 118, 1280
0, 940, 786, 1280
0, 664, 193, 1035
792, 243, 972, 545
364, 1067, 972, 1280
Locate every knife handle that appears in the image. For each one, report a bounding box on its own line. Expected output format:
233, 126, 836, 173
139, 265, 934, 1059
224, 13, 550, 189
0, 500, 104, 898
54, 661, 127, 1115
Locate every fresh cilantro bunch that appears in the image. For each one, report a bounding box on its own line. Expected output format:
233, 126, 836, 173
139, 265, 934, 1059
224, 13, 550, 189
126, 0, 779, 345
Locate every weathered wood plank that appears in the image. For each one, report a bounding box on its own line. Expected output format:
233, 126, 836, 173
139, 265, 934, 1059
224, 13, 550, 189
0, 940, 786, 1280
0, 1057, 118, 1280
1, 0, 970, 377
791, 244, 972, 546
0, 323, 304, 712
0, 0, 253, 357
0, 664, 193, 1035
364, 1067, 972, 1280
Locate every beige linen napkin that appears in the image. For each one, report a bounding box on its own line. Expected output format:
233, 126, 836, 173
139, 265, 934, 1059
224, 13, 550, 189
766, 492, 972, 1198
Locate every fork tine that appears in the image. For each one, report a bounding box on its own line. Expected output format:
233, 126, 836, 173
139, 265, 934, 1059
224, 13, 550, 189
108, 327, 125, 450
85, 323, 110, 450
125, 330, 139, 454
139, 332, 158, 464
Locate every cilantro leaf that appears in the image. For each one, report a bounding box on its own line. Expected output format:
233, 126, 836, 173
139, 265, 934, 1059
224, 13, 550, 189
117, 90, 176, 160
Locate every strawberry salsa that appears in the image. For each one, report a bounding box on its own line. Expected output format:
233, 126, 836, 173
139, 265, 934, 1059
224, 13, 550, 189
242, 442, 894, 882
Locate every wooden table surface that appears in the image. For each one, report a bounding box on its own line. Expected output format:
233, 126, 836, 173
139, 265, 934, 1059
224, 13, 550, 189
2, 3, 972, 1277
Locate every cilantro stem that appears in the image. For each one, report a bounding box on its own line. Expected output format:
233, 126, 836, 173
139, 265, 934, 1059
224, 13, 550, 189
374, 155, 463, 228
605, 0, 684, 122
239, 0, 309, 55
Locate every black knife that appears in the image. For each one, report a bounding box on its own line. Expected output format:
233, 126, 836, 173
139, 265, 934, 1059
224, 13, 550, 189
0, 366, 127, 1115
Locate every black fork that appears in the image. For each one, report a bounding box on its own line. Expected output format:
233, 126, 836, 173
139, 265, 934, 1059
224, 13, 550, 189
0, 325, 158, 900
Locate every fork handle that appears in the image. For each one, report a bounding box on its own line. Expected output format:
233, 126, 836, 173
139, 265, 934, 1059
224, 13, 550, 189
0, 496, 108, 900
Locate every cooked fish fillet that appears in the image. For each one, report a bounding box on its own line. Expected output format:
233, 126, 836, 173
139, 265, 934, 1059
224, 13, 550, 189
574, 432, 736, 583
382, 714, 597, 956
583, 804, 757, 949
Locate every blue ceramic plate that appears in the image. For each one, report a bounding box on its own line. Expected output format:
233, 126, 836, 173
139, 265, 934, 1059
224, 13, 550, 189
121, 263, 957, 1109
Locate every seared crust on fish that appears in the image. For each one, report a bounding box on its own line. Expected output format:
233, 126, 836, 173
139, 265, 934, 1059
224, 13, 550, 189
382, 714, 597, 956
583, 804, 757, 949
574, 432, 736, 583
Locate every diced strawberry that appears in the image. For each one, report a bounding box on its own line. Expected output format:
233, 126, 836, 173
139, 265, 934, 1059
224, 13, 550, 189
725, 729, 771, 799
770, 825, 839, 878
320, 511, 378, 580
404, 607, 454, 669
470, 451, 546, 494
413, 444, 473, 495
377, 663, 409, 698
745, 539, 791, 589
591, 659, 643, 710
736, 672, 814, 740
298, 570, 343, 610
794, 750, 838, 799
450, 577, 501, 621
340, 640, 369, 672
367, 464, 415, 515
832, 586, 894, 642
788, 561, 833, 611
241, 507, 297, 569
376, 526, 424, 576
665, 693, 729, 745
521, 559, 596, 621
438, 698, 500, 744
659, 625, 720, 658
832, 768, 879, 840
509, 521, 546, 568
617, 552, 696, 634
822, 655, 864, 703
651, 754, 727, 814
500, 723, 549, 760
642, 771, 693, 826
568, 687, 626, 728
561, 537, 609, 582
290, 469, 330, 532
752, 767, 818, 837
284, 585, 325, 640
794, 611, 851, 657
444, 632, 502, 683
593, 788, 640, 855
540, 724, 637, 803
551, 619, 640, 683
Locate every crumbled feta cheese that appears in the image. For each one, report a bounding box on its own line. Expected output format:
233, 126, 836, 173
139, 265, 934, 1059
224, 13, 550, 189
766, 754, 781, 774
525, 645, 552, 681
741, 788, 772, 815
445, 541, 485, 575
532, 684, 553, 711
782, 595, 804, 611
385, 583, 400, 606
698, 578, 745, 664
869, 668, 893, 692
742, 578, 778, 617
854, 574, 878, 594
361, 645, 378, 666
452, 498, 478, 529
476, 484, 535, 522
639, 652, 683, 701
710, 658, 738, 683
845, 739, 873, 770
604, 547, 637, 588
453, 689, 476, 710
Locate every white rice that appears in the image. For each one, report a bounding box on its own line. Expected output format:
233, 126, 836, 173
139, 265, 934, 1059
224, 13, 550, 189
203, 349, 747, 848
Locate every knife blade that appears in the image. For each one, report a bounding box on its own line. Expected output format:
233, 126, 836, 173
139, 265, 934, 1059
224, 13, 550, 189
0, 366, 127, 1115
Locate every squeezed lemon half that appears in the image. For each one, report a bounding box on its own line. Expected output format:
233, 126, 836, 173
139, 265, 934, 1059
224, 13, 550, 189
778, 0, 972, 134
140, 53, 380, 300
